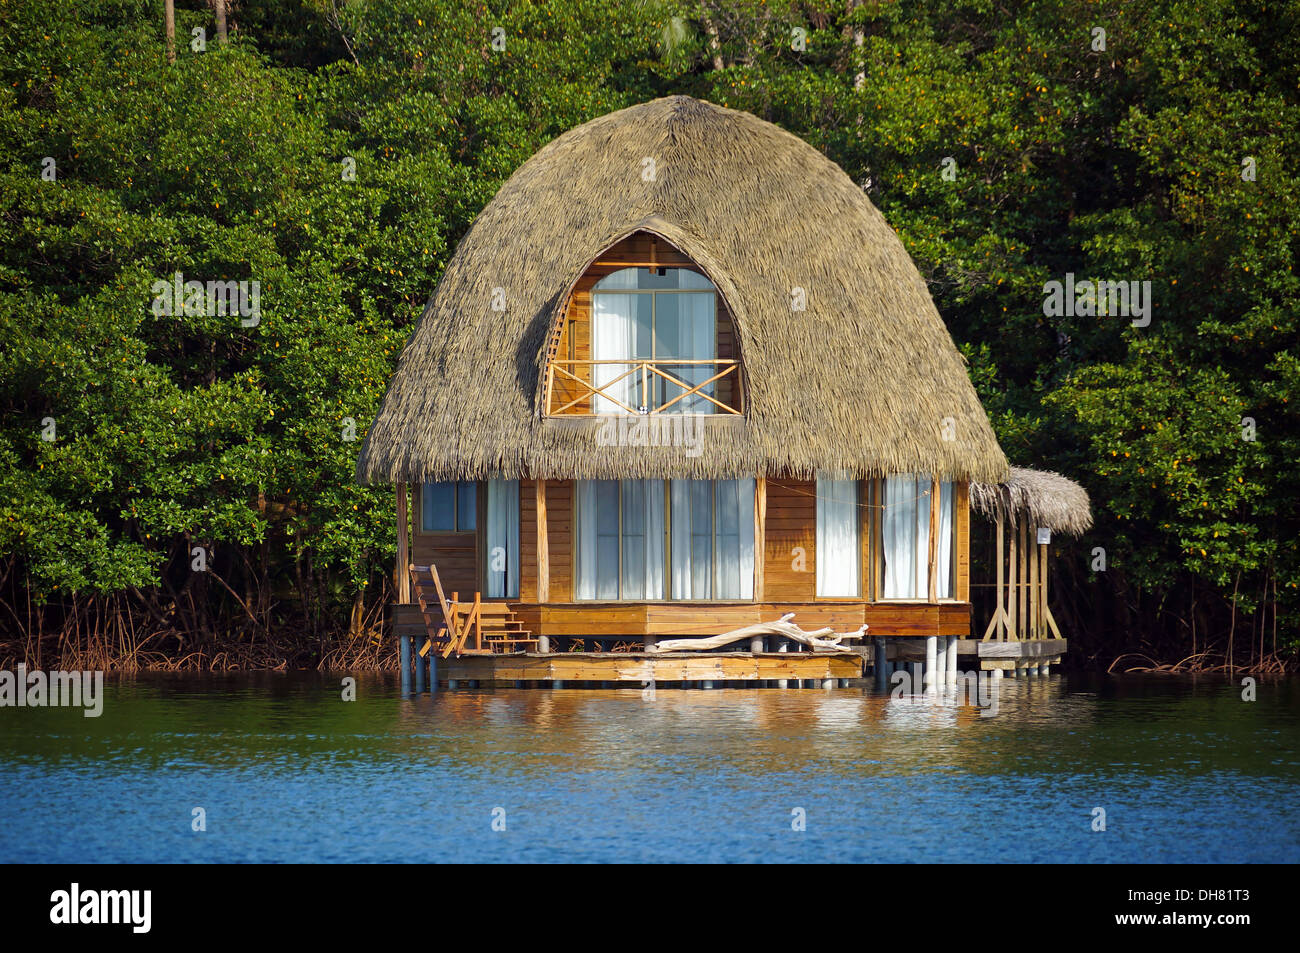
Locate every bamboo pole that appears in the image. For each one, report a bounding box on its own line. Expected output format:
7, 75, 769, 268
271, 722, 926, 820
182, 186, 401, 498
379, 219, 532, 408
396, 483, 410, 605
995, 510, 1005, 640
1029, 525, 1039, 638
1018, 521, 1028, 639
1040, 540, 1049, 640
1007, 516, 1018, 640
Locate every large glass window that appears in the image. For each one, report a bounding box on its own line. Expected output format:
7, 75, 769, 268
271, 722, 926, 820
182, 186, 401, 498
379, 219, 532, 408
574, 479, 666, 600
574, 478, 754, 600
882, 474, 954, 599
816, 475, 860, 597
421, 481, 476, 532
591, 267, 717, 414
670, 478, 755, 599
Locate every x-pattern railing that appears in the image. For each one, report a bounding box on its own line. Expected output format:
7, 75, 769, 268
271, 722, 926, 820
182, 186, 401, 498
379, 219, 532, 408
545, 359, 742, 416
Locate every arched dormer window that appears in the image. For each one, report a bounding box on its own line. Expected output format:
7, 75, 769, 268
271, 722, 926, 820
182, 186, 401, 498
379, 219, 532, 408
542, 232, 743, 416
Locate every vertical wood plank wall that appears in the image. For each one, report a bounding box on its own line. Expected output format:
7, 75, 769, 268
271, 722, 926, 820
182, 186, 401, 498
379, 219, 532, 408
763, 479, 817, 602
955, 481, 970, 602
545, 480, 573, 602
520, 479, 538, 603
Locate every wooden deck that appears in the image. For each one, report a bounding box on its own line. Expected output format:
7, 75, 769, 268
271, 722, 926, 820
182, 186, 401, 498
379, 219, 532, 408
436, 650, 863, 684
392, 601, 970, 640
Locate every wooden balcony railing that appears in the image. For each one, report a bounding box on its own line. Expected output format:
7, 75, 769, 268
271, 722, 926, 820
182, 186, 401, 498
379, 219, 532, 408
544, 359, 742, 416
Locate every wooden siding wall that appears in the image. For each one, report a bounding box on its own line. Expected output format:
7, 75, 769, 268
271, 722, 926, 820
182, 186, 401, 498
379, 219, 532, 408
550, 232, 739, 414
543, 480, 573, 602
410, 486, 478, 597
955, 481, 970, 602
763, 479, 816, 602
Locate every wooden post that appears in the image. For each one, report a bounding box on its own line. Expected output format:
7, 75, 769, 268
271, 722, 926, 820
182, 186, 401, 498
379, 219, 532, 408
1007, 517, 1017, 640
399, 635, 410, 693
1040, 540, 1050, 639
396, 483, 410, 605
860, 478, 871, 600
754, 476, 766, 602
535, 480, 550, 604
473, 591, 482, 652
413, 636, 425, 693
955, 481, 970, 602
995, 510, 1006, 639
1029, 525, 1039, 639
927, 478, 940, 603
1018, 521, 1028, 639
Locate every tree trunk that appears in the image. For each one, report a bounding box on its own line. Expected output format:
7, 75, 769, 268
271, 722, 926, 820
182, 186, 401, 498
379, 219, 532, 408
214, 0, 228, 46
165, 0, 176, 63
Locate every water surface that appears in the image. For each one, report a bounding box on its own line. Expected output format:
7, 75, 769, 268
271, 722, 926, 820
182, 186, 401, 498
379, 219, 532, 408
1, 673, 1296, 862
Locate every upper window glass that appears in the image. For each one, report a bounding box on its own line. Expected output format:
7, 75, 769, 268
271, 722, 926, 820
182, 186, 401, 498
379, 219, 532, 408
593, 267, 715, 291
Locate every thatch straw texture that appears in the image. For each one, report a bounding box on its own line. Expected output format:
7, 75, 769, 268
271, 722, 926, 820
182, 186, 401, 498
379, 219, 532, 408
970, 467, 1093, 536
356, 96, 1007, 484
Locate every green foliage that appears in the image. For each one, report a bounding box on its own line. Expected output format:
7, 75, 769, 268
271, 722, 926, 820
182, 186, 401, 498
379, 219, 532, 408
0, 0, 1296, 658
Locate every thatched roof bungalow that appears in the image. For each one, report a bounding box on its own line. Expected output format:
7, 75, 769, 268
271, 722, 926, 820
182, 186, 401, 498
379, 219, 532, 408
357, 96, 1005, 485
360, 96, 1039, 685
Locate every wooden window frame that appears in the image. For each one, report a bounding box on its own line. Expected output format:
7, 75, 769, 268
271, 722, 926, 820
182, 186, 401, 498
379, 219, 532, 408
414, 480, 479, 536
571, 477, 758, 603
874, 474, 960, 605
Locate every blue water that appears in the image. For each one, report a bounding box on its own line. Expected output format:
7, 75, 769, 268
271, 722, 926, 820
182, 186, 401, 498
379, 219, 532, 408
0, 673, 1297, 862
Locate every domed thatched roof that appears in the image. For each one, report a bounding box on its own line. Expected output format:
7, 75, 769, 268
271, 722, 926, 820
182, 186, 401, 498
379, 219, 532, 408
970, 467, 1093, 536
356, 96, 1007, 484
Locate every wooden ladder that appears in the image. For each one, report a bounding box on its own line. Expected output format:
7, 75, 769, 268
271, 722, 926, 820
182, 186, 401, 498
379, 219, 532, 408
408, 564, 537, 658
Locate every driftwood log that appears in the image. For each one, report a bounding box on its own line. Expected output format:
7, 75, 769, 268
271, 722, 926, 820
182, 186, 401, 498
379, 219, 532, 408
648, 613, 868, 653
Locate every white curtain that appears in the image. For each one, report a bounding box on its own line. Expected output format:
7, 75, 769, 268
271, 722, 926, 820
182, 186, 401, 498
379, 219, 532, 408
574, 480, 600, 599
662, 292, 715, 413
714, 478, 755, 598
937, 481, 954, 598
592, 290, 636, 414
671, 479, 753, 599
620, 479, 666, 599
485, 480, 520, 598
816, 475, 860, 596
883, 474, 930, 599
575, 479, 664, 600
671, 480, 710, 599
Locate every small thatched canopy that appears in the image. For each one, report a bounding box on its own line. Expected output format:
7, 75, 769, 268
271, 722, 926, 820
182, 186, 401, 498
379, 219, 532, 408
970, 467, 1092, 536
356, 95, 1007, 484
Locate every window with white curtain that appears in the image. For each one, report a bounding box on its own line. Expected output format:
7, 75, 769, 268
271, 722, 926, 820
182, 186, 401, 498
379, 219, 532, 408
484, 479, 520, 598
816, 475, 860, 597
591, 267, 716, 414
882, 474, 955, 599
670, 478, 755, 599
574, 479, 666, 600
574, 478, 753, 600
